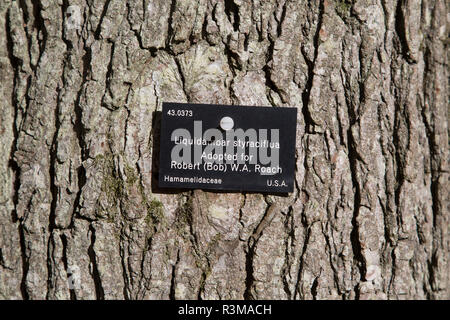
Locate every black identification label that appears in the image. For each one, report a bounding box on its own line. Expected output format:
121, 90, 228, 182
158, 102, 297, 193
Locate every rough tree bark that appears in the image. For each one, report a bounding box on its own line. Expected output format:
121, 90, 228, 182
0, 0, 448, 300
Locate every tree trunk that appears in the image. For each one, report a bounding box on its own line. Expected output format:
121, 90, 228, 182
0, 0, 448, 300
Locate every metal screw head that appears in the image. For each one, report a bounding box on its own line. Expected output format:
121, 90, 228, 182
220, 116, 234, 131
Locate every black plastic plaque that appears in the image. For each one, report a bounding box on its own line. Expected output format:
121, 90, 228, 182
158, 102, 297, 193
